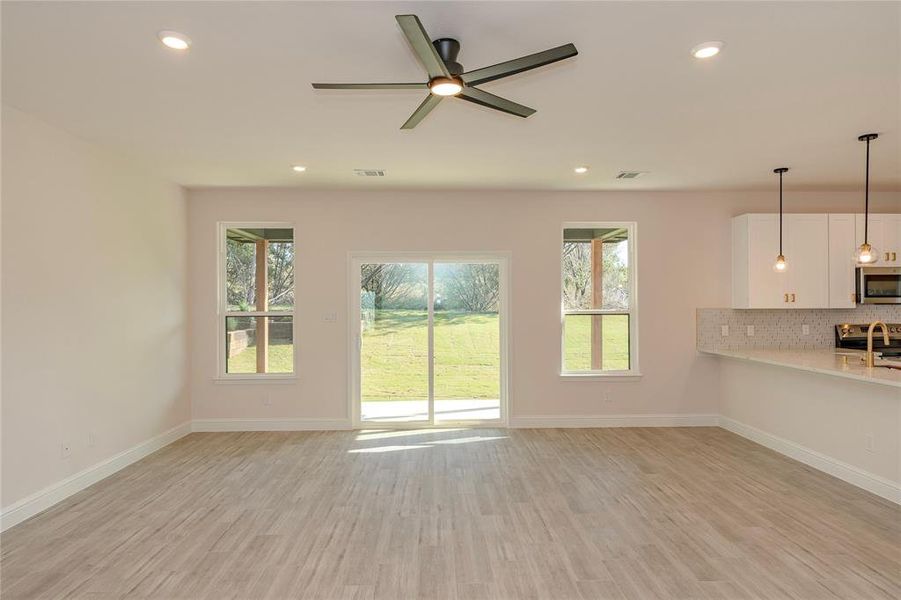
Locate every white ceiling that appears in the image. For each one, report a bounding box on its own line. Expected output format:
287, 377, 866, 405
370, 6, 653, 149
2, 1, 899, 191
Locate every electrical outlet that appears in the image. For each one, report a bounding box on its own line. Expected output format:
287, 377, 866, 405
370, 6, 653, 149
721, 325, 729, 337
746, 325, 755, 337
322, 311, 337, 322
88, 432, 96, 448
60, 442, 72, 459
864, 433, 875, 453
263, 393, 272, 406
801, 324, 810, 336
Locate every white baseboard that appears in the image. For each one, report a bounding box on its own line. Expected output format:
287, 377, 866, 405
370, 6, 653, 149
192, 418, 352, 432
719, 416, 901, 505
509, 413, 719, 428
0, 421, 192, 532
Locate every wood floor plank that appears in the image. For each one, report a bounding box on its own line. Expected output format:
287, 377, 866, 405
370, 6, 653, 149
2, 427, 898, 599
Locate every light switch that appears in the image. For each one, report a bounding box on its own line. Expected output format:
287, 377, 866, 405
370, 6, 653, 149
322, 311, 337, 322
721, 325, 729, 337
746, 325, 755, 337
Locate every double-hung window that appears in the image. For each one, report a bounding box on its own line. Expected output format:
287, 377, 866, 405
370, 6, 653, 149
561, 222, 638, 375
219, 224, 295, 377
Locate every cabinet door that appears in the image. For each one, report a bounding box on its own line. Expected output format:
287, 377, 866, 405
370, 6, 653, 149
856, 214, 901, 264
828, 214, 857, 308
747, 215, 787, 308
785, 214, 828, 308
883, 215, 901, 263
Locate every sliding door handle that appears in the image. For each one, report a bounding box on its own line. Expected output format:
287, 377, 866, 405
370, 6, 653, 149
791, 293, 796, 303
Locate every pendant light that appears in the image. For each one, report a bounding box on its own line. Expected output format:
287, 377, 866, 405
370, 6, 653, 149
856, 133, 879, 264
773, 167, 789, 272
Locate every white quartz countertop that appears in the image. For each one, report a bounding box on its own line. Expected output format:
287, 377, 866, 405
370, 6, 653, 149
700, 347, 901, 389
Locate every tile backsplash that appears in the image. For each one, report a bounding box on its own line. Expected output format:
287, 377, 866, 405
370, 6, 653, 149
697, 306, 900, 351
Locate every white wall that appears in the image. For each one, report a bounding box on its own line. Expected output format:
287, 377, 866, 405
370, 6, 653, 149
187, 188, 898, 426
1, 106, 190, 510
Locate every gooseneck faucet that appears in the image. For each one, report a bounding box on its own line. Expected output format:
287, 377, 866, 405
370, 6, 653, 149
866, 321, 890, 368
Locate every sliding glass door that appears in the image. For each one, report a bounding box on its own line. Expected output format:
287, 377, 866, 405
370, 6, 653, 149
352, 255, 506, 426
433, 262, 501, 423
359, 262, 430, 423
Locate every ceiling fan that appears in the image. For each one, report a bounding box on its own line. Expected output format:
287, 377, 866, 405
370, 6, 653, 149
311, 15, 578, 129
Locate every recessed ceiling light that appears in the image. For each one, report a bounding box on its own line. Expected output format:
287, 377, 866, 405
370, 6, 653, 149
292, 165, 307, 173
574, 166, 589, 174
691, 41, 723, 59
158, 30, 191, 51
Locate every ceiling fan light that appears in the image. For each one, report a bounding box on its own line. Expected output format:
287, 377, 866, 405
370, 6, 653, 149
429, 77, 463, 96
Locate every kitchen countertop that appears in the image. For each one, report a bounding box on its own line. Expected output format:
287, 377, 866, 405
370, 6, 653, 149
699, 347, 901, 388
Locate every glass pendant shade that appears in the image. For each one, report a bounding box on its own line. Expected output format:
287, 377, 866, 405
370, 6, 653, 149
856, 242, 878, 264
773, 254, 788, 272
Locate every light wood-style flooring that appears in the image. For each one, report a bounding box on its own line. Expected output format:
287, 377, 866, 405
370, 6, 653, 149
2, 427, 899, 599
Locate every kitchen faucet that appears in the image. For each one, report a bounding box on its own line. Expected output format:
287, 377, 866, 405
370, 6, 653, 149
866, 321, 890, 368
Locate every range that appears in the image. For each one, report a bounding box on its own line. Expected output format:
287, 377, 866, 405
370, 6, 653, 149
835, 323, 901, 358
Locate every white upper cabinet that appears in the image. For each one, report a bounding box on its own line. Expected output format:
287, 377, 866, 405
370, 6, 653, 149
856, 214, 901, 264
785, 214, 829, 308
732, 214, 828, 309
828, 214, 857, 308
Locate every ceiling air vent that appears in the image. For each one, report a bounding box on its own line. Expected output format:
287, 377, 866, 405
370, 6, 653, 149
354, 169, 386, 177
616, 171, 646, 179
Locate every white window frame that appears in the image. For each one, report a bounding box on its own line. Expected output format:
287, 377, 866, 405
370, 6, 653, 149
216, 221, 297, 381
560, 221, 640, 379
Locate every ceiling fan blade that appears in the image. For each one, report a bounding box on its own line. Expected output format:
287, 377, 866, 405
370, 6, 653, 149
460, 43, 578, 86
395, 15, 451, 79
458, 87, 536, 118
401, 94, 442, 129
312, 83, 427, 90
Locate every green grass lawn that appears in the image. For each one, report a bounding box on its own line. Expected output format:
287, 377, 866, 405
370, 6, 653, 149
227, 310, 629, 388
563, 314, 630, 371
362, 310, 500, 401
227, 343, 294, 374
361, 309, 629, 400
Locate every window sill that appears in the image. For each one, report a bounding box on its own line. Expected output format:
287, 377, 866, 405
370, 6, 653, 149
213, 375, 298, 385
559, 372, 643, 380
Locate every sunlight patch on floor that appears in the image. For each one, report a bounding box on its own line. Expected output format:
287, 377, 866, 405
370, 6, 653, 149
355, 428, 469, 441
349, 433, 508, 453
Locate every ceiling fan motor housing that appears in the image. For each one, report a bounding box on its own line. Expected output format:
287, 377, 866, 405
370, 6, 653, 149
433, 38, 464, 75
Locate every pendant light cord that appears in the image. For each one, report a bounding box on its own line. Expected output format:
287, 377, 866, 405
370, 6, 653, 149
779, 172, 783, 256
864, 136, 870, 244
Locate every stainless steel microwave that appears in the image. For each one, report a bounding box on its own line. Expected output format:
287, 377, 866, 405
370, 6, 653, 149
857, 267, 901, 304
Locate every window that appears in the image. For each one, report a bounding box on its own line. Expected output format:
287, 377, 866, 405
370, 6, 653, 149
561, 223, 638, 375
219, 224, 295, 377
